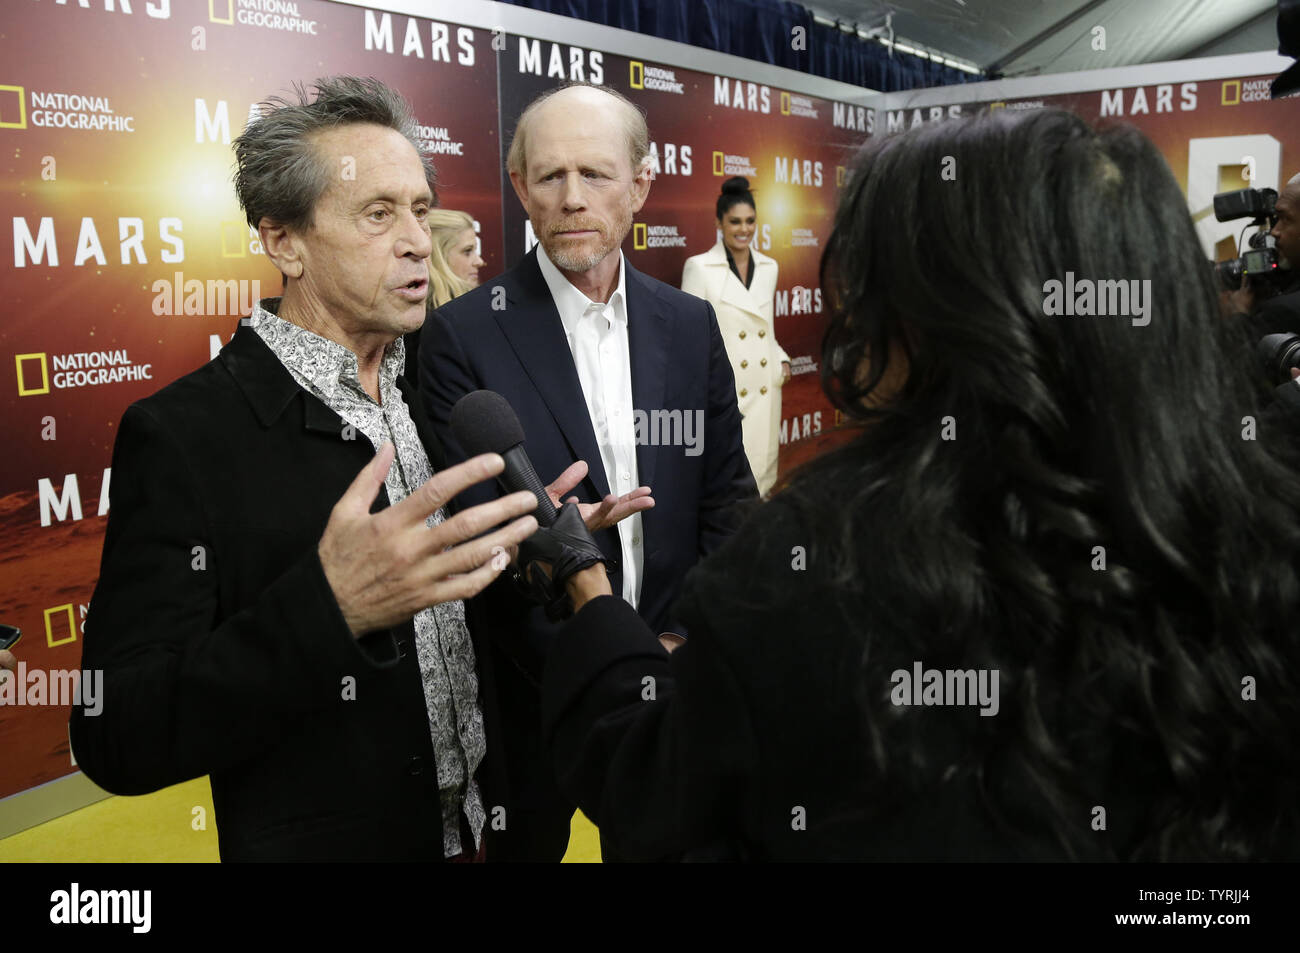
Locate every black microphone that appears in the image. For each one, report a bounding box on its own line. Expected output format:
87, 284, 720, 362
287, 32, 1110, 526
450, 390, 558, 527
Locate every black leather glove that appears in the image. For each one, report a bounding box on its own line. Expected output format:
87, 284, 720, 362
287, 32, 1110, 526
515, 501, 608, 621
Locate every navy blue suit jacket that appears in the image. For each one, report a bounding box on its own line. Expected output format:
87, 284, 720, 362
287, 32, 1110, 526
419, 247, 757, 668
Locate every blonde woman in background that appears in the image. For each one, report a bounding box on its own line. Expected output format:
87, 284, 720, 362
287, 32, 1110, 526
682, 177, 789, 495
405, 209, 485, 385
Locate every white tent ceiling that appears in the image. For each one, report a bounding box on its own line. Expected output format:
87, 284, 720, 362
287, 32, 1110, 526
807, 0, 1279, 76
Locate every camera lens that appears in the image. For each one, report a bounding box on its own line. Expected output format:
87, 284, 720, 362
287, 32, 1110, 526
1258, 333, 1300, 384
1216, 258, 1243, 291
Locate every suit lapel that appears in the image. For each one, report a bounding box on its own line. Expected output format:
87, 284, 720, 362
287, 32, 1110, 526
494, 250, 612, 499
625, 261, 669, 492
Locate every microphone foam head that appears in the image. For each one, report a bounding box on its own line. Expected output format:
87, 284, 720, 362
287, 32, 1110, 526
450, 389, 525, 456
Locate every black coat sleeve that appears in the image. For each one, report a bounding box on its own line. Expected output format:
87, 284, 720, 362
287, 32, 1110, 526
70, 403, 391, 795
541, 594, 760, 860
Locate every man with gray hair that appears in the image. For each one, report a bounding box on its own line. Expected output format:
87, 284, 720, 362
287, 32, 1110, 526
69, 77, 543, 861
420, 83, 756, 860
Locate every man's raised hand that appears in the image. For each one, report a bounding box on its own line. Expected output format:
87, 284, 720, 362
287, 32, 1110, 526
545, 459, 654, 532
319, 444, 539, 637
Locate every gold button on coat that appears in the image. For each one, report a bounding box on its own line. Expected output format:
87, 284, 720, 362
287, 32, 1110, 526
760, 386, 768, 395
739, 330, 747, 339
758, 329, 766, 338
760, 358, 767, 367
740, 359, 748, 368
739, 388, 748, 397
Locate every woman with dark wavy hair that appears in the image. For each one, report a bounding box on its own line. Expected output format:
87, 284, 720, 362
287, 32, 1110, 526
529, 107, 1300, 861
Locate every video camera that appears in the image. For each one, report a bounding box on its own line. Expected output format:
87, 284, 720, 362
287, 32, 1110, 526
1211, 187, 1283, 292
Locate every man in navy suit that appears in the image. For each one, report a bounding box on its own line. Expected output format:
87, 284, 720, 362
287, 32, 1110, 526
419, 83, 756, 860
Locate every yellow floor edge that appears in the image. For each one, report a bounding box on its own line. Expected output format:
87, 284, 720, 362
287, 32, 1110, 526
0, 776, 601, 862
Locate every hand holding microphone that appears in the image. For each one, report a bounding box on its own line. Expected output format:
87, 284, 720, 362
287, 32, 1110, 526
450, 389, 653, 534
450, 390, 630, 618
515, 501, 611, 619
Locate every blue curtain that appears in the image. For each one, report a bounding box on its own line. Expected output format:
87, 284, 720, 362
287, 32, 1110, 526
498, 0, 980, 91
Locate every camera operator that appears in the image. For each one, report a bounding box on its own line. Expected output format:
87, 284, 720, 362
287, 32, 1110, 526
1225, 173, 1300, 336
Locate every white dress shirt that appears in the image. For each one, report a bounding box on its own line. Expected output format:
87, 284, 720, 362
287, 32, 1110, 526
536, 244, 644, 609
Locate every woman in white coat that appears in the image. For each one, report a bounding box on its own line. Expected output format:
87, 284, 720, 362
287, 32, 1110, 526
681, 177, 790, 495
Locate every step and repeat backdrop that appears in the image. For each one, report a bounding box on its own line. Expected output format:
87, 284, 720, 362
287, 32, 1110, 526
880, 71, 1300, 260
0, 0, 870, 803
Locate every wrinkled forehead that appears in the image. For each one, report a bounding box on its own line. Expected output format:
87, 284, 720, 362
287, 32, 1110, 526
313, 124, 431, 200
526, 96, 628, 173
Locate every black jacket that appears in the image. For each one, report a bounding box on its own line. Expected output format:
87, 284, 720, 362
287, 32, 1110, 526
541, 495, 1225, 862
69, 324, 515, 861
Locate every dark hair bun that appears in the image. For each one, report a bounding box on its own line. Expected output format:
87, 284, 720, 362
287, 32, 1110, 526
716, 176, 756, 218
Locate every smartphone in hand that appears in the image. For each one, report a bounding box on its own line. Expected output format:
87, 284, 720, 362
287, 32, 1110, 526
0, 623, 21, 651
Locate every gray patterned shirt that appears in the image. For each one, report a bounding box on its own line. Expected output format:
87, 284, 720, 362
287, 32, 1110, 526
249, 298, 485, 858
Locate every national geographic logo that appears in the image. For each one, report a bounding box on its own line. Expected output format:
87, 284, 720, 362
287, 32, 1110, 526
987, 100, 1045, 112
632, 223, 687, 250
16, 350, 153, 396
210, 0, 319, 34
0, 85, 25, 129
712, 152, 757, 177
0, 88, 135, 132
629, 61, 684, 95
784, 228, 820, 249
779, 92, 819, 119
418, 124, 466, 156
1221, 78, 1270, 105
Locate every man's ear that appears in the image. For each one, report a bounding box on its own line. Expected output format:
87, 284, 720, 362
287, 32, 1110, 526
629, 157, 654, 214
509, 170, 529, 209
259, 218, 304, 279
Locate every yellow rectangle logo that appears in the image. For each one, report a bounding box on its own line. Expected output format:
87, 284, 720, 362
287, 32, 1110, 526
220, 221, 248, 258
0, 85, 27, 129
16, 352, 49, 396
45, 603, 77, 648
780, 91, 791, 115
633, 222, 647, 249
210, 0, 234, 24
712, 151, 724, 176
1221, 80, 1241, 106
629, 62, 644, 89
